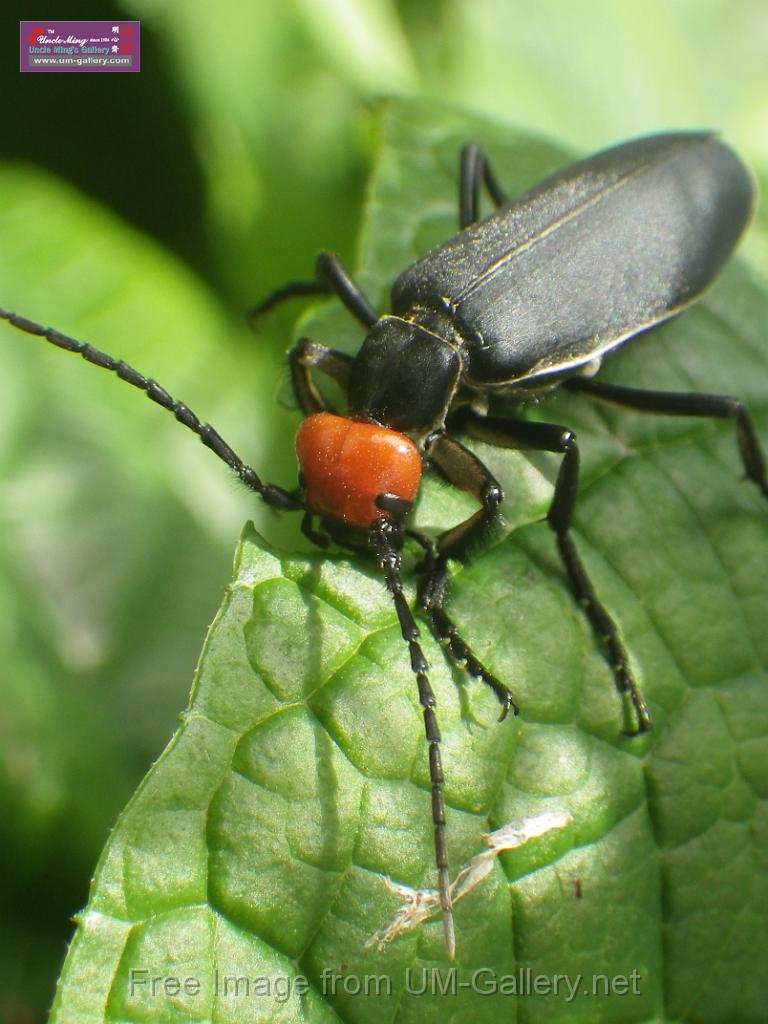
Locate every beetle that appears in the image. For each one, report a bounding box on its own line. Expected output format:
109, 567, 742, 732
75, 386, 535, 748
1, 131, 765, 958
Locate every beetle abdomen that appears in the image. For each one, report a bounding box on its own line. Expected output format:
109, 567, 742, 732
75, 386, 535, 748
392, 133, 754, 387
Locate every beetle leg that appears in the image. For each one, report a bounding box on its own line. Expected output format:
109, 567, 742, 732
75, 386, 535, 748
289, 336, 353, 414
419, 435, 519, 718
459, 144, 509, 229
369, 517, 456, 959
247, 279, 328, 321
426, 434, 505, 557
248, 251, 378, 328
300, 511, 331, 548
459, 411, 652, 736
565, 376, 768, 500
314, 251, 379, 327
0, 308, 304, 513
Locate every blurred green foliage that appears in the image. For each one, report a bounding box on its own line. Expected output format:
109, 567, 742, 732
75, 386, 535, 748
0, 1, 766, 1021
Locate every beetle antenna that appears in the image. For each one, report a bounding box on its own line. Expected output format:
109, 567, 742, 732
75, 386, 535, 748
370, 517, 456, 959
0, 308, 304, 512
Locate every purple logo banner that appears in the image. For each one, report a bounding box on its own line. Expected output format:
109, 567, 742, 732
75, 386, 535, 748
20, 21, 140, 72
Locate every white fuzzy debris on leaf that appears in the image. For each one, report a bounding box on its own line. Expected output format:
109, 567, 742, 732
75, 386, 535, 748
366, 808, 573, 952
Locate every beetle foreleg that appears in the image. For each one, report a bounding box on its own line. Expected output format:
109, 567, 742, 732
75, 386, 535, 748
565, 377, 768, 500
459, 144, 509, 229
370, 518, 456, 959
289, 336, 353, 414
459, 411, 652, 736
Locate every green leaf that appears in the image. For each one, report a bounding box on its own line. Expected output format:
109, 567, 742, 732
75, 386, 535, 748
46, 99, 768, 1023
0, 161, 287, 821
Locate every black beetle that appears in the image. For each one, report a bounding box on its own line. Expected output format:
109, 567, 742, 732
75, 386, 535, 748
2, 131, 764, 957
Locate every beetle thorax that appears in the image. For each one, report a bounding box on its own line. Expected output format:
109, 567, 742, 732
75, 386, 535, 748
295, 412, 422, 527
347, 316, 463, 439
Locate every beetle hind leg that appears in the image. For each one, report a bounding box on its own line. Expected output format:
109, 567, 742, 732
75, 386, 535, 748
565, 376, 768, 501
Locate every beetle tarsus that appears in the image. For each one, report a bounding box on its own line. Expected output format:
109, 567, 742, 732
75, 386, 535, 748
557, 530, 651, 733
427, 602, 520, 718
496, 691, 518, 722
623, 692, 653, 736
408, 525, 520, 719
